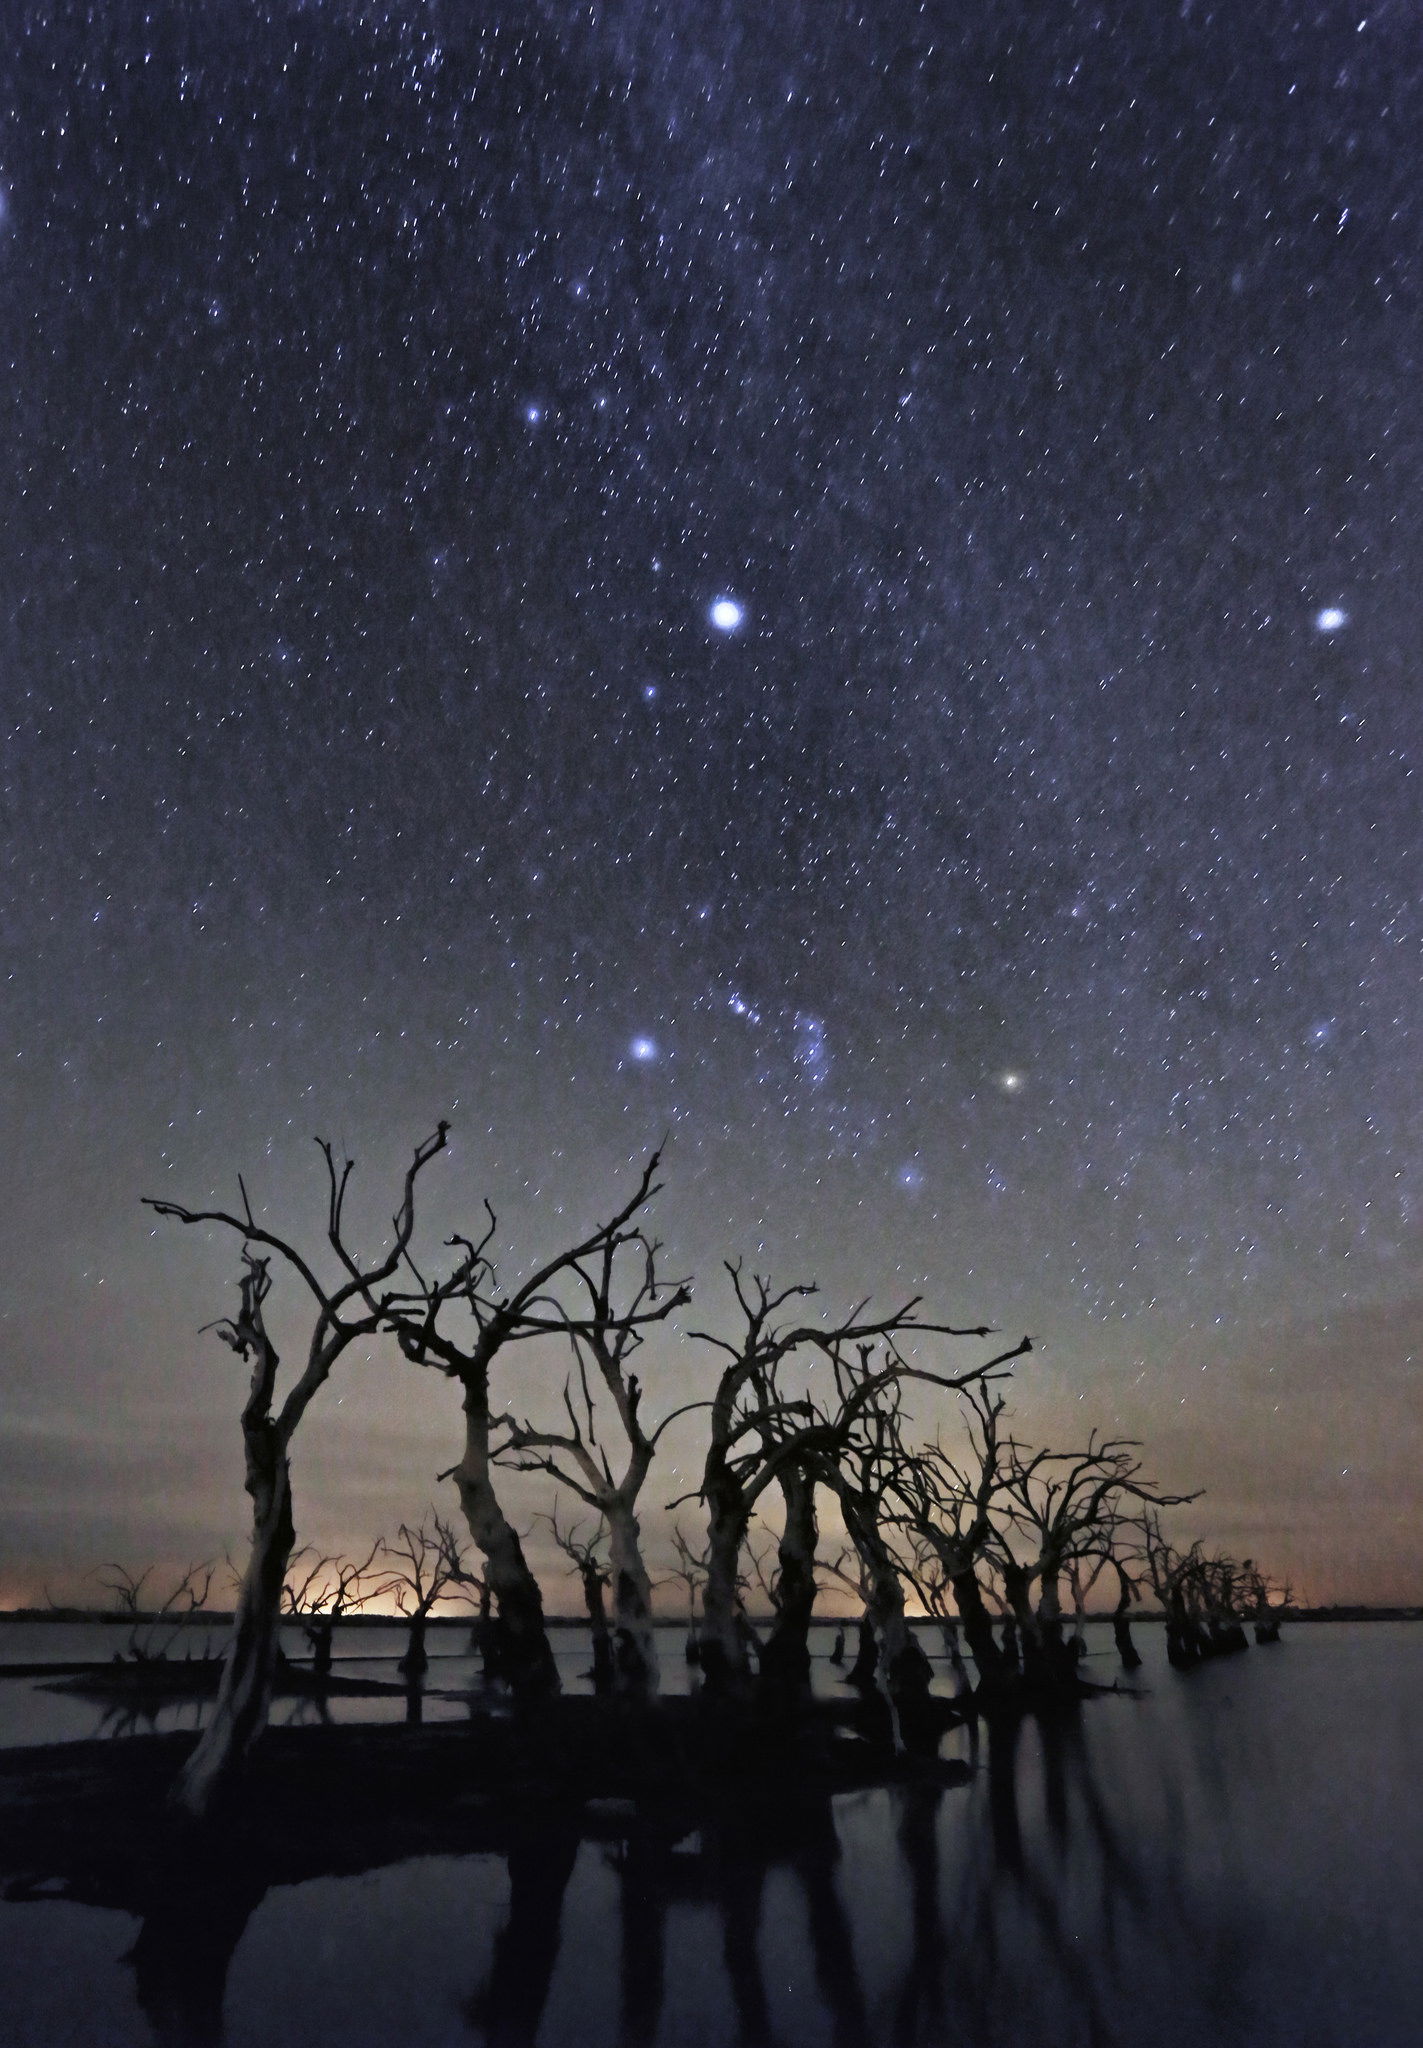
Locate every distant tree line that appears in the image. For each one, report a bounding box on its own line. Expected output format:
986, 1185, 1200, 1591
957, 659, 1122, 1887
145, 1128, 1288, 1823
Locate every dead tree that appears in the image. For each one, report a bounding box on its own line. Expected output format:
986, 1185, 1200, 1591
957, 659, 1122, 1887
816, 1390, 928, 1720
681, 1263, 1030, 1692
743, 1477, 830, 1694
386, 1151, 673, 1702
809, 1338, 1035, 1722
95, 1561, 216, 1664
759, 1459, 823, 1694
144, 1121, 449, 1820
282, 1541, 384, 1676
1244, 1559, 1290, 1644
380, 1514, 470, 1677
1142, 1520, 1204, 1666
991, 1443, 1197, 1694
899, 1541, 973, 1693
885, 1384, 1015, 1694
667, 1522, 709, 1665
817, 1544, 880, 1685
1107, 1555, 1144, 1669
490, 1232, 691, 1696
1141, 1519, 1253, 1666
1064, 1507, 1155, 1672
745, 1496, 856, 1692
545, 1511, 615, 1692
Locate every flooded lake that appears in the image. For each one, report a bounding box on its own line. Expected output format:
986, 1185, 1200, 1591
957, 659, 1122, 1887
2, 1620, 1421, 2046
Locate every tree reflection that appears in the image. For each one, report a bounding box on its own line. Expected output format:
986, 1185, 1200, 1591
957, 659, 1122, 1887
3, 1696, 1280, 2048
465, 1812, 581, 2048
126, 1852, 268, 2048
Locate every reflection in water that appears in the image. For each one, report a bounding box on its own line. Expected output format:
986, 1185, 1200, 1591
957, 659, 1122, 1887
114, 1716, 1238, 2047
466, 1814, 581, 2048
128, 1854, 269, 2048
8, 1635, 1423, 2047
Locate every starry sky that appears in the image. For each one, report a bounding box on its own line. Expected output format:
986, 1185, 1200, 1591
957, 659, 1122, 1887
2, 0, 1421, 1609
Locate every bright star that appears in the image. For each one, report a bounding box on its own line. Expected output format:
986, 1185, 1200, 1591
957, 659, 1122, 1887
524, 404, 542, 424
629, 1036, 658, 1063
709, 597, 744, 633
999, 1071, 1024, 1092
1314, 606, 1348, 633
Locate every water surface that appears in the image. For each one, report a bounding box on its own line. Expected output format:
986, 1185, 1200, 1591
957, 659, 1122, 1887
1, 1621, 1420, 2047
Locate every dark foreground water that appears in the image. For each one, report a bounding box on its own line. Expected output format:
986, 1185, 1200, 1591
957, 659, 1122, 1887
2, 1621, 1421, 2047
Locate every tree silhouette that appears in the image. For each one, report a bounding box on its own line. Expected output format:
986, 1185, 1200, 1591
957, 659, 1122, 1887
145, 1121, 449, 1820
282, 1542, 384, 1676
385, 1150, 674, 1701
680, 1262, 1028, 1691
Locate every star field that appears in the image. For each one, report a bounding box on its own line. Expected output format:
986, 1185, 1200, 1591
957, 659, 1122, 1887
2, 2, 1421, 1604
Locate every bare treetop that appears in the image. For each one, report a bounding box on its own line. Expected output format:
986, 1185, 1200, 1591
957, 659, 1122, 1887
384, 1148, 678, 1375
144, 1123, 451, 1450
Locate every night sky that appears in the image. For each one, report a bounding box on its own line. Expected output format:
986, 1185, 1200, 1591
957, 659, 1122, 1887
3, 1, 1421, 1609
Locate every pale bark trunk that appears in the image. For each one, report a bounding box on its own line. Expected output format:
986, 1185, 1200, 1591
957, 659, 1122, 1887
454, 1386, 559, 1700
607, 1502, 659, 1695
170, 1440, 294, 1821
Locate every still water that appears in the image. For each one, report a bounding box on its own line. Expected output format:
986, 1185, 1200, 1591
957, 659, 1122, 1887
2, 1621, 1421, 2047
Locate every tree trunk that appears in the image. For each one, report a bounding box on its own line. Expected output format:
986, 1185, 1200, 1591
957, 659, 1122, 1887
1113, 1612, 1142, 1670
839, 1492, 921, 1750
937, 1617, 971, 1693
606, 1502, 659, 1696
399, 1610, 429, 1677
848, 1613, 878, 1686
1003, 1561, 1054, 1690
839, 1494, 912, 1688
454, 1386, 559, 1701
950, 1567, 1008, 1691
760, 1465, 818, 1694
699, 1494, 752, 1688
578, 1564, 615, 1694
170, 1433, 294, 1822
1000, 1612, 1021, 1675
1113, 1573, 1142, 1671
305, 1616, 335, 1677
1031, 1563, 1077, 1687
471, 1581, 498, 1678
1069, 1576, 1089, 1663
